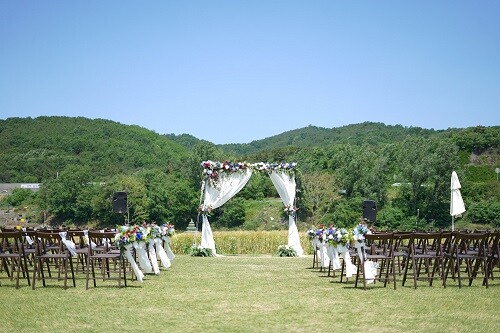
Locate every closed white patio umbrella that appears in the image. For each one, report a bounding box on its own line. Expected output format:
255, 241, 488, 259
450, 171, 466, 231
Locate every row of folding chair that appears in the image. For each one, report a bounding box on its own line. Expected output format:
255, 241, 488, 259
316, 230, 499, 290
0, 228, 131, 289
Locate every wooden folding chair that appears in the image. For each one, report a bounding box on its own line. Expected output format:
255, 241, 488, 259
402, 232, 446, 288
32, 231, 76, 289
355, 233, 397, 289
444, 232, 489, 288
0, 230, 31, 288
86, 230, 127, 289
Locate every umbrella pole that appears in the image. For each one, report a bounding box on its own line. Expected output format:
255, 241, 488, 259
452, 215, 455, 232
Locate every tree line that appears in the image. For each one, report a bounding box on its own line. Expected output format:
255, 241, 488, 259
0, 117, 498, 230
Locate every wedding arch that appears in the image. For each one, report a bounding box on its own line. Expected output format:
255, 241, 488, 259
197, 161, 304, 256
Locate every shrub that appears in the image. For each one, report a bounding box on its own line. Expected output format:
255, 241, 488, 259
188, 245, 214, 257
276, 245, 297, 257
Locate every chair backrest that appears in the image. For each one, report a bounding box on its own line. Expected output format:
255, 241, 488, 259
489, 231, 499, 257
449, 232, 488, 257
34, 231, 65, 255
409, 232, 444, 256
87, 230, 118, 254
67, 229, 86, 248
0, 230, 25, 256
364, 232, 395, 258
393, 232, 412, 250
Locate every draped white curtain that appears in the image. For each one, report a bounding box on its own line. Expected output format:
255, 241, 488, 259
269, 171, 304, 256
201, 169, 253, 254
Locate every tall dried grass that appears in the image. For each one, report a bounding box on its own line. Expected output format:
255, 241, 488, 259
170, 230, 313, 255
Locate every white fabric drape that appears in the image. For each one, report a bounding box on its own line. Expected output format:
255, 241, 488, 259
148, 239, 160, 275
269, 171, 304, 256
201, 169, 253, 254
155, 238, 171, 269
135, 241, 152, 274
124, 244, 144, 282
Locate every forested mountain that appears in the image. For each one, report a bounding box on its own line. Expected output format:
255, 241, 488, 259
0, 116, 498, 231
217, 122, 453, 155
0, 116, 190, 183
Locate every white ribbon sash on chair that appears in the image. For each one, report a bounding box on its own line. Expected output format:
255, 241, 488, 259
147, 239, 160, 275
124, 244, 144, 282
154, 238, 171, 269
163, 236, 175, 261
319, 240, 329, 268
134, 241, 152, 274
58, 231, 77, 257
83, 230, 97, 248
354, 241, 376, 284
327, 245, 341, 270
337, 245, 356, 278
22, 227, 33, 245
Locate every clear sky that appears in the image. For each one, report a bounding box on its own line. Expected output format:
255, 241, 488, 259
1, 1, 499, 144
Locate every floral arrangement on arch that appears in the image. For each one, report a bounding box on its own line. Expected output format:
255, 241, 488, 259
252, 162, 297, 174
201, 160, 250, 187
283, 204, 298, 217
197, 204, 213, 216
201, 160, 298, 187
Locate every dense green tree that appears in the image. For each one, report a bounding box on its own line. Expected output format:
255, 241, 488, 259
331, 144, 388, 204
217, 198, 246, 228
3, 188, 35, 207
300, 172, 339, 224
39, 165, 94, 224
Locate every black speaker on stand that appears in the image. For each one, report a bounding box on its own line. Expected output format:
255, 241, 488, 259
362, 200, 377, 223
112, 191, 129, 223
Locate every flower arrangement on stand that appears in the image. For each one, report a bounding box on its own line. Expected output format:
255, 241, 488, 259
114, 225, 141, 249
113, 225, 145, 282
352, 223, 370, 243
306, 227, 317, 241
148, 223, 173, 269
277, 244, 297, 257
164, 223, 175, 237
330, 227, 353, 247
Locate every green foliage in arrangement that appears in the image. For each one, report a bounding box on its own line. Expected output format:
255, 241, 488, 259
188, 245, 214, 257
276, 244, 297, 257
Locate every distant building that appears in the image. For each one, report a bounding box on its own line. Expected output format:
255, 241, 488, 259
0, 183, 41, 195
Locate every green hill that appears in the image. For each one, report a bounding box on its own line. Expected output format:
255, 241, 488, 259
0, 116, 190, 182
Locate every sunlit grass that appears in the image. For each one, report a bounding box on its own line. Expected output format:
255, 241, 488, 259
0, 255, 499, 333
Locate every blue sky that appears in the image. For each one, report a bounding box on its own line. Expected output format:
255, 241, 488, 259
1, 1, 499, 144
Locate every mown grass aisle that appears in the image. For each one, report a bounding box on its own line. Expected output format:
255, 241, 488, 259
0, 255, 499, 333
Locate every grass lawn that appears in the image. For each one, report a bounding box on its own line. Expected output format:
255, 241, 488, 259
0, 255, 499, 333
